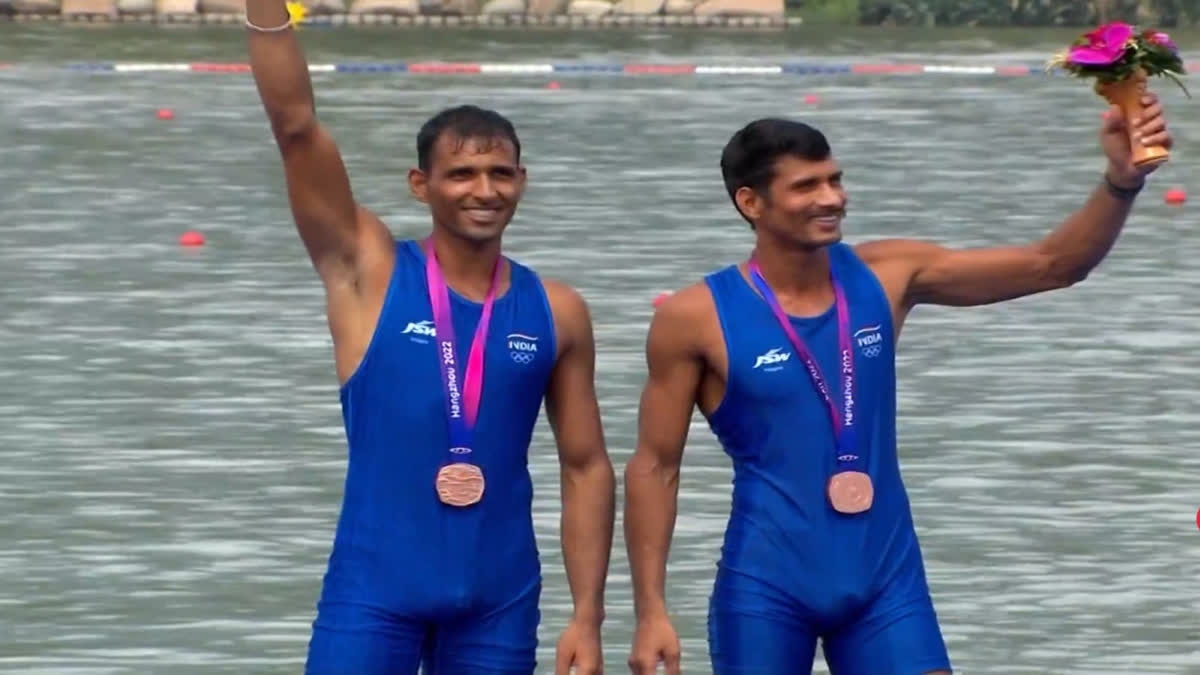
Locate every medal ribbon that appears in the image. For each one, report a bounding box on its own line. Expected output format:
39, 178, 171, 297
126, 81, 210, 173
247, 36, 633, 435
748, 258, 861, 472
425, 239, 501, 462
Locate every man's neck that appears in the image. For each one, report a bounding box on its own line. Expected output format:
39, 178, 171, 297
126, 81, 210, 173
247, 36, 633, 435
426, 227, 503, 299
750, 235, 831, 294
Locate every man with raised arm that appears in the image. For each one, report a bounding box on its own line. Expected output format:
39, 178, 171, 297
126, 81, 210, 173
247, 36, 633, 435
623, 99, 1172, 674
245, 3, 614, 673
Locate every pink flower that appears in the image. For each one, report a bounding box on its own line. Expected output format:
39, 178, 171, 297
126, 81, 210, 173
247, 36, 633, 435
1149, 31, 1178, 52
1069, 22, 1134, 66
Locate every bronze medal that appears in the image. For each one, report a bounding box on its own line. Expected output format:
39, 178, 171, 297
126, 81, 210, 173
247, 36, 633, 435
435, 462, 485, 507
827, 470, 873, 514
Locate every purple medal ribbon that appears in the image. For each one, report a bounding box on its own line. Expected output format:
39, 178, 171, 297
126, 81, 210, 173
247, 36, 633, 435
424, 239, 501, 463
748, 258, 861, 473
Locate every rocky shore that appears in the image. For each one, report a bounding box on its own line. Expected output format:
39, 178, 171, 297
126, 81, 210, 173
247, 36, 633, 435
0, 0, 789, 27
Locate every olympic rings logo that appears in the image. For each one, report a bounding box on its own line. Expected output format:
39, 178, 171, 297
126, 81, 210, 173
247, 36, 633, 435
511, 351, 535, 365
861, 345, 882, 358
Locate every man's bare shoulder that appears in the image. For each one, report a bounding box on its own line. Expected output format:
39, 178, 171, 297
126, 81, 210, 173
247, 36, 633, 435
356, 206, 397, 248
314, 205, 393, 294
851, 238, 943, 312
852, 238, 942, 269
336, 206, 397, 289
541, 277, 588, 315
647, 281, 718, 355
540, 277, 590, 331
653, 281, 713, 321
537, 277, 595, 361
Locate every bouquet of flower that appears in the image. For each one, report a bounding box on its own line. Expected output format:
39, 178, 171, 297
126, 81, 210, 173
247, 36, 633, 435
1048, 22, 1188, 167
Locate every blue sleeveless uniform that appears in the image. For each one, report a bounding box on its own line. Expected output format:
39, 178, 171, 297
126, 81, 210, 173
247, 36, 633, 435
702, 243, 952, 675
304, 239, 557, 675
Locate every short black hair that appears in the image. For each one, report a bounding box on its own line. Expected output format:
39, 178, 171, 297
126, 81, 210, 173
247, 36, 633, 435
416, 105, 521, 171
719, 118, 831, 227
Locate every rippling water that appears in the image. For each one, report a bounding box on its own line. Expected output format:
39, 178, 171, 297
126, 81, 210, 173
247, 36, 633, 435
2, 24, 1199, 675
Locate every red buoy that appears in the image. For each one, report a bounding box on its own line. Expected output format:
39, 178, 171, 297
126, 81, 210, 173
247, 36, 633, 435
179, 231, 206, 247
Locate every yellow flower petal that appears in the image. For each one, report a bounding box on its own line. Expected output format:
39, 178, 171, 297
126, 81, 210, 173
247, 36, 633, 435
285, 1, 308, 25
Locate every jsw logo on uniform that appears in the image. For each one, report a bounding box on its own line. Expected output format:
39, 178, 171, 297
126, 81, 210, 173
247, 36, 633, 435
754, 348, 791, 369
402, 320, 435, 337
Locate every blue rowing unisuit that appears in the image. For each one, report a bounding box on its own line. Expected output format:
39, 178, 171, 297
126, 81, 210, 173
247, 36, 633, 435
304, 239, 557, 674
702, 243, 953, 675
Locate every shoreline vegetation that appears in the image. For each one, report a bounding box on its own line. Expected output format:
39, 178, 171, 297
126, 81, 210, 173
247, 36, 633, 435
0, 0, 1196, 27
799, 0, 1200, 26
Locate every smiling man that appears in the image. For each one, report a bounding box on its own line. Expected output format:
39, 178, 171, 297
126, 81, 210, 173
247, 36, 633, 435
245, 2, 615, 673
625, 107, 1171, 674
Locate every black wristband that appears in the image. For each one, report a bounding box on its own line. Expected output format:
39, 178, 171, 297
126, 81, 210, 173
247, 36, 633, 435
1104, 173, 1144, 201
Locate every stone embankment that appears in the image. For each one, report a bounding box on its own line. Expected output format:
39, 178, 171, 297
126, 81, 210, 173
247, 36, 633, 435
0, 0, 789, 27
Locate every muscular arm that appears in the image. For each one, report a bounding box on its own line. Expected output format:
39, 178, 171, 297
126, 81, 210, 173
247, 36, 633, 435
248, 1, 395, 384
860, 174, 1138, 313
623, 292, 703, 621
246, 0, 361, 280
861, 95, 1173, 316
543, 281, 615, 627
